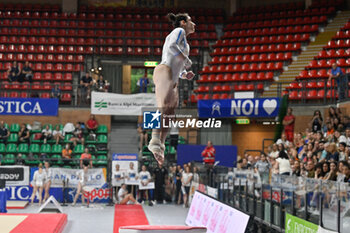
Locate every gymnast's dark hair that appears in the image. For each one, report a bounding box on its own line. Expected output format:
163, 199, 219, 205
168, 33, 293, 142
167, 13, 189, 28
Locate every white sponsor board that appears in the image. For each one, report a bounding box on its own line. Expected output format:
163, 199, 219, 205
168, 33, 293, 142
49, 168, 106, 188
91, 91, 156, 115
186, 191, 250, 233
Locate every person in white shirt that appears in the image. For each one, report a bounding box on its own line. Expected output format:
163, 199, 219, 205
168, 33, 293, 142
269, 144, 279, 159
118, 184, 138, 205
41, 125, 52, 144
181, 166, 193, 208
139, 165, 153, 206
148, 13, 195, 165
43, 161, 53, 202
72, 165, 89, 206
276, 149, 292, 176
52, 125, 64, 145
113, 164, 124, 201
126, 162, 138, 196
30, 163, 47, 205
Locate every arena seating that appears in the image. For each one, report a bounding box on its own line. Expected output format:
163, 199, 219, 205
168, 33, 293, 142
190, 1, 339, 103
0, 123, 108, 168
0, 4, 222, 102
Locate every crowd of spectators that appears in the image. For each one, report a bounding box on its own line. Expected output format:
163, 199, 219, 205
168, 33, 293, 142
0, 115, 101, 168
237, 106, 350, 184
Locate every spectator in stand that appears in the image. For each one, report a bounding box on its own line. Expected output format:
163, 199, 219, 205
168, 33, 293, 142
292, 160, 301, 176
276, 145, 292, 176
328, 63, 345, 100
86, 115, 98, 133
307, 160, 316, 178
62, 143, 72, 166
95, 74, 109, 92
309, 110, 323, 133
345, 128, 350, 147
80, 72, 93, 102
269, 144, 279, 159
327, 143, 339, 162
7, 61, 21, 82
283, 107, 295, 142
51, 84, 61, 99
0, 121, 10, 144
52, 125, 64, 145
201, 141, 216, 185
137, 72, 150, 93
334, 130, 346, 146
70, 123, 85, 146
314, 163, 325, 179
255, 153, 270, 174
20, 61, 33, 82
342, 162, 350, 182
80, 148, 92, 168
18, 123, 30, 143
276, 133, 290, 147
338, 142, 348, 161
41, 125, 52, 144
323, 161, 338, 181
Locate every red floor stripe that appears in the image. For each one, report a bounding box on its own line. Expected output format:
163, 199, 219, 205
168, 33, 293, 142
113, 204, 149, 233
1, 213, 67, 233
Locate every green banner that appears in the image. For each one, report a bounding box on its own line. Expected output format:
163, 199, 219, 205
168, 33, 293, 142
285, 213, 319, 233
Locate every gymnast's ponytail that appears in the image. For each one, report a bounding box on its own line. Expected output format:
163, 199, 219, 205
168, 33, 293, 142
167, 13, 189, 28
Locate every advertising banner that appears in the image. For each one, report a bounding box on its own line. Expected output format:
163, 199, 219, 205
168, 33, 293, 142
91, 91, 156, 115
1, 166, 30, 186
198, 98, 280, 118
285, 213, 319, 233
30, 167, 106, 188
112, 154, 138, 187
0, 98, 58, 116
186, 191, 250, 233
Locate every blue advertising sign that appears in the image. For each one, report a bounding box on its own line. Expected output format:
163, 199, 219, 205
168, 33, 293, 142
112, 153, 138, 161
0, 98, 59, 116
198, 98, 280, 118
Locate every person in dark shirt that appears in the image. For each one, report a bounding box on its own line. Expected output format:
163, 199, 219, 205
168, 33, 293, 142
80, 73, 93, 103
0, 121, 10, 144
342, 162, 350, 183
328, 63, 345, 100
21, 61, 33, 82
51, 84, 61, 98
95, 75, 109, 92
154, 164, 168, 204
7, 61, 21, 82
18, 123, 30, 143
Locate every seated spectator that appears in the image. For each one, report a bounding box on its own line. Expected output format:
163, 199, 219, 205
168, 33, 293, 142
70, 123, 85, 146
62, 143, 72, 166
80, 147, 92, 168
52, 125, 64, 145
326, 143, 339, 162
20, 61, 33, 82
269, 144, 279, 159
7, 61, 21, 82
41, 125, 52, 144
338, 142, 348, 161
0, 121, 10, 144
306, 160, 316, 178
51, 84, 61, 99
323, 161, 338, 181
118, 183, 139, 205
95, 74, 109, 92
276, 133, 290, 147
86, 115, 98, 133
342, 162, 350, 182
18, 123, 30, 143
80, 72, 93, 103
292, 160, 301, 176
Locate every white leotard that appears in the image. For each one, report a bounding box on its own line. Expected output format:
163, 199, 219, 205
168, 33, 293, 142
44, 168, 53, 183
33, 170, 46, 187
160, 27, 191, 83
